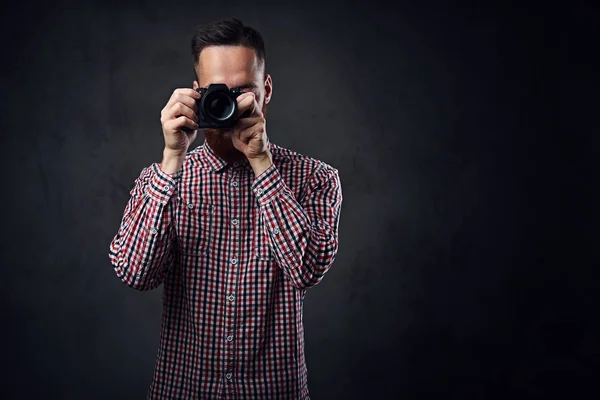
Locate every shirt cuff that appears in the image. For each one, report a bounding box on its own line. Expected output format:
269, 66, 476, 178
145, 163, 179, 204
251, 163, 285, 206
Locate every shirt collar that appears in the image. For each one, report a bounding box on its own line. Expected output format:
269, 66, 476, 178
200, 138, 269, 172
201, 140, 228, 171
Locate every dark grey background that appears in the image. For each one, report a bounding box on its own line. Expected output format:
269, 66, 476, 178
1, 0, 597, 399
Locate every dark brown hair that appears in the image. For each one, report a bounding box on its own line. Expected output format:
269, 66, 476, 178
191, 18, 267, 76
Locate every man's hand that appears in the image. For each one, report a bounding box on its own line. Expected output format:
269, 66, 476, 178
161, 88, 201, 155
159, 88, 201, 174
232, 92, 273, 177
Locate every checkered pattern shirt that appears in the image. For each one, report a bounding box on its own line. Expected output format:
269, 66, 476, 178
108, 140, 343, 399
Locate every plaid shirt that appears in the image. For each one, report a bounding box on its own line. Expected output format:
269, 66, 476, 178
108, 140, 342, 399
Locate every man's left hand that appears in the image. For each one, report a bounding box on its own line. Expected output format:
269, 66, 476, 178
232, 92, 272, 177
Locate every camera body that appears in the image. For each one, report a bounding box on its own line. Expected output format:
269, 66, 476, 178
196, 84, 244, 129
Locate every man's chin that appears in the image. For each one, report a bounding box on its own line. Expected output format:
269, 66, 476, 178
204, 128, 243, 162
204, 128, 232, 138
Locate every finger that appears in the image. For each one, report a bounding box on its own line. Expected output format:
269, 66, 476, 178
174, 87, 201, 100
165, 93, 199, 113
166, 116, 199, 132
238, 124, 265, 141
163, 89, 201, 112
231, 130, 245, 149
168, 102, 198, 122
179, 116, 199, 131
235, 116, 263, 131
235, 93, 257, 119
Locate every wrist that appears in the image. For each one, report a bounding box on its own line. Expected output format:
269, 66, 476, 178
249, 151, 273, 177
161, 148, 186, 175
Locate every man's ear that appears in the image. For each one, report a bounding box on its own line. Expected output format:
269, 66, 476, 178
193, 80, 199, 90
264, 74, 273, 104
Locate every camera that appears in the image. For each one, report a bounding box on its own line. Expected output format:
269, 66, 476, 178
196, 84, 245, 129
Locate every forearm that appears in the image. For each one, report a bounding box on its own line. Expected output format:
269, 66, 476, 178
253, 164, 342, 290
161, 148, 186, 174
260, 201, 338, 288
109, 163, 180, 290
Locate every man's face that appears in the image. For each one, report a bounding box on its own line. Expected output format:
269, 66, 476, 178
193, 45, 272, 162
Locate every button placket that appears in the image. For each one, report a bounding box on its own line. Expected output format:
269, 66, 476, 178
224, 169, 243, 387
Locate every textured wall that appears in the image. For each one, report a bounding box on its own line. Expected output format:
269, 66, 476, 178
1, 0, 596, 399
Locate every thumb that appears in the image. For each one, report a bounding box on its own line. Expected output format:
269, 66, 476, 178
231, 130, 246, 151
236, 93, 256, 119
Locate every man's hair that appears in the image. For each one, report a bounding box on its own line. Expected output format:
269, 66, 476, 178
191, 18, 267, 76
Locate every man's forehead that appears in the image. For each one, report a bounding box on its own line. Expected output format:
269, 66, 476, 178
197, 45, 262, 83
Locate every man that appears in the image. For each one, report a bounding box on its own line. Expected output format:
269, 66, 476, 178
109, 18, 343, 399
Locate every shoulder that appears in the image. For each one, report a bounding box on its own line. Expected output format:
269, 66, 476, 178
270, 142, 339, 180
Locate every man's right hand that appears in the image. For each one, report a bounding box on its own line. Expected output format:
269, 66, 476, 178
160, 88, 201, 174
161, 88, 201, 154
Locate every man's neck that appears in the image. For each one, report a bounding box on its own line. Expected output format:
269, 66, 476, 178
205, 140, 245, 164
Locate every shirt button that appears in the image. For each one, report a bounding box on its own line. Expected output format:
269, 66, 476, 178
163, 185, 170, 192
150, 227, 158, 235
231, 181, 239, 188
257, 188, 263, 195
227, 294, 234, 302
272, 228, 280, 235
226, 372, 232, 380
232, 218, 238, 226
187, 203, 194, 209
231, 258, 238, 265
226, 335, 233, 342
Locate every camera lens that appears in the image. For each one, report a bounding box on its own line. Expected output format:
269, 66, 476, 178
204, 91, 235, 121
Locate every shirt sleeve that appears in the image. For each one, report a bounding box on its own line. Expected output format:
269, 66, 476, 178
108, 162, 180, 291
251, 162, 343, 290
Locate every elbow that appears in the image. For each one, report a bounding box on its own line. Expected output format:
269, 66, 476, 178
118, 266, 162, 291
291, 242, 338, 290
109, 252, 161, 291
122, 270, 161, 291
292, 273, 325, 290
289, 254, 337, 290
